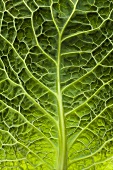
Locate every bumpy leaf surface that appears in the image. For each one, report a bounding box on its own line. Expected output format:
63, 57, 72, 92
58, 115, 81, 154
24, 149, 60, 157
0, 0, 113, 169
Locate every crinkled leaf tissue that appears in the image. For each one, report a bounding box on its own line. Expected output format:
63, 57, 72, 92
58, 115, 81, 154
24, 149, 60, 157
0, 0, 113, 169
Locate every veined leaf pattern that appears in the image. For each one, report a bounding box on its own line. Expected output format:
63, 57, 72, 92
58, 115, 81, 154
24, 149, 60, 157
0, 0, 113, 169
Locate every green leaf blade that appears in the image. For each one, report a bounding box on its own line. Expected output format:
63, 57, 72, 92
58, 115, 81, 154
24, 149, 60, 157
0, 0, 113, 169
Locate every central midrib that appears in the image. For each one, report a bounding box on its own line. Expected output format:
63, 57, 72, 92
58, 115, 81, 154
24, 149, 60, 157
57, 33, 67, 170
53, 2, 78, 169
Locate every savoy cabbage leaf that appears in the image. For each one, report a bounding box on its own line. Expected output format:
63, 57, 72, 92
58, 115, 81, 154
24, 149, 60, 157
0, 0, 113, 169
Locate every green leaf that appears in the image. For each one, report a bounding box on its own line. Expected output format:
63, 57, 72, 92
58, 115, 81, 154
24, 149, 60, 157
0, 0, 113, 169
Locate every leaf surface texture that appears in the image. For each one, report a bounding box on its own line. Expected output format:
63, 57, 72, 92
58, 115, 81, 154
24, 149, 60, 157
0, 0, 113, 169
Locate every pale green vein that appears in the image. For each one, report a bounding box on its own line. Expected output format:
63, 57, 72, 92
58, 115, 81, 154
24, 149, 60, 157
83, 156, 113, 170
55, 1, 80, 169
32, 0, 39, 8
62, 48, 113, 92
0, 78, 8, 85
31, 14, 57, 66
0, 158, 26, 162
0, 34, 57, 97
86, 128, 99, 138
69, 137, 113, 166
50, 0, 60, 33
4, 75, 58, 126
23, 0, 57, 66
0, 2, 4, 33
1, 54, 58, 123
61, 50, 91, 56
65, 77, 113, 116
57, 33, 67, 170
0, 129, 52, 169
69, 0, 74, 6
62, 16, 113, 42
61, 0, 79, 36
68, 102, 113, 149
0, 55, 58, 124
0, 99, 57, 149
